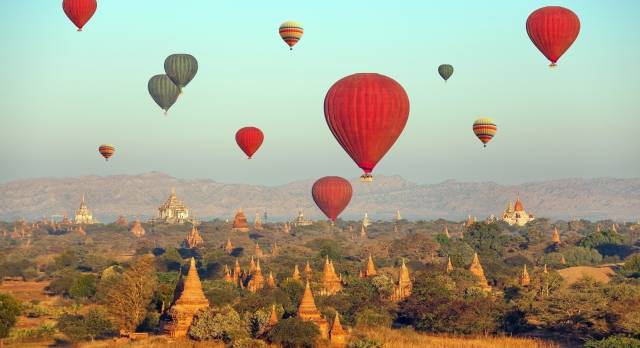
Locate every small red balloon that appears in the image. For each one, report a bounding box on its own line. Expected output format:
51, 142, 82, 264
526, 6, 580, 66
63, 0, 97, 31
235, 127, 264, 159
312, 176, 353, 221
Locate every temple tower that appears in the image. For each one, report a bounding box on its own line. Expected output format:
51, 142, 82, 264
469, 253, 491, 290
298, 281, 329, 338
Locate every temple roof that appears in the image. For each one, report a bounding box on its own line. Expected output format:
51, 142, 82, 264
330, 312, 346, 336
298, 281, 322, 321
469, 253, 489, 289
365, 254, 377, 277
174, 258, 209, 307
514, 196, 524, 211
268, 304, 279, 326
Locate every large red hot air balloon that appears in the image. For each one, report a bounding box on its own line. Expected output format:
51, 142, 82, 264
324, 73, 410, 182
235, 127, 264, 159
312, 176, 353, 221
63, 0, 97, 31
526, 6, 580, 67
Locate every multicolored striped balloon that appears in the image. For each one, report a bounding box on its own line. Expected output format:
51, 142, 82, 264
472, 118, 497, 147
279, 21, 303, 50
98, 144, 115, 161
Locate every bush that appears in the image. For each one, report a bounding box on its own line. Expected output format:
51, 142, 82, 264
189, 306, 249, 342
348, 337, 383, 348
69, 273, 97, 300
57, 308, 115, 342
268, 317, 320, 348
354, 307, 392, 328
584, 336, 640, 348
7, 323, 55, 343
620, 254, 640, 278
232, 338, 269, 348
0, 293, 21, 340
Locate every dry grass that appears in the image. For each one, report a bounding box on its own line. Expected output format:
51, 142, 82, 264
0, 280, 53, 303
557, 266, 615, 286
354, 326, 560, 348
77, 337, 226, 348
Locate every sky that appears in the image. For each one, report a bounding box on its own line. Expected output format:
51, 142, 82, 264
0, 1, 638, 186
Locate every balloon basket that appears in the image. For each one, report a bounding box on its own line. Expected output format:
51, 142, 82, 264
360, 174, 373, 182
549, 63, 558, 68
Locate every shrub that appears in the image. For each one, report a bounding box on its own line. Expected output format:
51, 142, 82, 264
347, 337, 383, 348
57, 308, 115, 341
354, 307, 392, 328
69, 273, 97, 300
0, 293, 21, 340
584, 336, 640, 348
268, 317, 320, 348
189, 306, 249, 342
232, 338, 269, 348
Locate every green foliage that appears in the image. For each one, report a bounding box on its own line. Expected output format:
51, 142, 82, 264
268, 317, 320, 348
7, 323, 55, 343
0, 293, 21, 339
464, 222, 509, 258
306, 239, 344, 260
69, 273, 97, 300
620, 254, 640, 278
347, 337, 383, 348
560, 246, 603, 266
232, 338, 269, 348
584, 336, 640, 348
580, 230, 624, 249
439, 239, 475, 268
354, 307, 392, 328
0, 258, 37, 280
189, 305, 249, 342
57, 308, 115, 341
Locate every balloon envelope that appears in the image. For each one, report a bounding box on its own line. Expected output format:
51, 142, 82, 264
324, 73, 410, 181
279, 21, 304, 49
63, 0, 97, 31
164, 54, 198, 89
235, 127, 264, 159
98, 144, 115, 161
438, 64, 454, 81
472, 118, 497, 147
526, 6, 580, 66
312, 176, 353, 221
148, 75, 180, 114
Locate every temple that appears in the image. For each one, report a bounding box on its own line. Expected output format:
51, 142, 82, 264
446, 257, 454, 273
390, 259, 412, 302
551, 227, 561, 244
255, 242, 264, 257
360, 224, 367, 239
292, 264, 301, 281
304, 261, 313, 279
184, 226, 204, 249
74, 195, 97, 225
130, 219, 145, 238
232, 209, 250, 232
157, 189, 190, 224
361, 254, 377, 278
268, 305, 279, 327
253, 213, 263, 231
225, 238, 234, 255
362, 212, 371, 227
519, 264, 530, 287
395, 209, 402, 221
271, 241, 279, 256
469, 253, 491, 290
247, 260, 265, 292
161, 258, 209, 338
292, 210, 313, 227
501, 196, 534, 226
320, 256, 342, 296
330, 312, 348, 346
298, 281, 329, 338
267, 271, 276, 288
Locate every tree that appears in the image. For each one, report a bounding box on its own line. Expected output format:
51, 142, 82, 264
101, 254, 157, 332
57, 308, 115, 342
0, 293, 20, 347
620, 254, 640, 278
189, 305, 249, 342
268, 317, 320, 348
69, 273, 97, 300
464, 222, 509, 259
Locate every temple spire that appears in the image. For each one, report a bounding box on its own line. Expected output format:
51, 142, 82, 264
469, 253, 490, 290
519, 264, 530, 287
446, 257, 454, 273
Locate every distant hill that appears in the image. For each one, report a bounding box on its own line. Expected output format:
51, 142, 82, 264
0, 172, 639, 222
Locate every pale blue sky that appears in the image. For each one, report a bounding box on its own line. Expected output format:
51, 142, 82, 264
0, 1, 638, 185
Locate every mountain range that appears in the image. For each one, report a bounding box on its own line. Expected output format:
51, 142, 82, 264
1, 172, 639, 222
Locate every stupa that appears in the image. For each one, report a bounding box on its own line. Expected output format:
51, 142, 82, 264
266, 271, 276, 288
320, 256, 342, 295
292, 264, 301, 281
271, 241, 279, 256
184, 226, 204, 249
360, 224, 367, 239
501, 196, 534, 226
249, 256, 257, 274
330, 312, 348, 346
157, 188, 189, 224
282, 222, 291, 234
224, 238, 234, 255
268, 304, 279, 326
391, 259, 412, 302
304, 261, 313, 279
551, 228, 561, 244
130, 219, 145, 238
232, 209, 250, 232
519, 264, 530, 287
361, 254, 377, 278
446, 257, 454, 273
443, 225, 450, 238
253, 213, 263, 231
362, 212, 371, 227
74, 195, 97, 224
223, 265, 234, 284
298, 281, 329, 338
247, 260, 265, 292
233, 259, 241, 282
395, 209, 402, 221
469, 253, 491, 290
255, 242, 264, 257
161, 258, 210, 338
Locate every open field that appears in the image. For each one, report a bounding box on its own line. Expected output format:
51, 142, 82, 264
557, 265, 616, 286
0, 280, 52, 303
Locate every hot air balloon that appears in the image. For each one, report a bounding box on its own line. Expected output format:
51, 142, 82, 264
164, 54, 198, 91
438, 64, 454, 81
62, 0, 97, 31
312, 176, 353, 222
98, 144, 115, 161
526, 6, 580, 67
324, 73, 410, 182
235, 127, 264, 159
279, 21, 303, 50
472, 118, 497, 148
148, 74, 180, 114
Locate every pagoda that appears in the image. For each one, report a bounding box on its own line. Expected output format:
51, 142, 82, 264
292, 264, 301, 281
233, 259, 242, 283
320, 256, 342, 296
330, 312, 348, 346
292, 210, 313, 227
255, 242, 264, 257
395, 209, 402, 221
464, 215, 476, 228
304, 261, 313, 279
224, 238, 234, 255
543, 264, 549, 274
268, 305, 279, 327
130, 219, 145, 238
361, 254, 377, 278
446, 257, 454, 273
161, 258, 210, 338
157, 188, 190, 224
298, 281, 329, 338
74, 195, 97, 225
253, 213, 263, 231
362, 213, 371, 227
391, 259, 412, 302
249, 256, 257, 274
184, 226, 204, 249
223, 265, 234, 284
360, 224, 367, 239
232, 209, 250, 232
551, 228, 561, 244
469, 253, 491, 290
519, 264, 530, 287
271, 241, 279, 256
266, 271, 276, 288
443, 225, 450, 238
560, 254, 567, 265
247, 260, 265, 292
501, 196, 534, 226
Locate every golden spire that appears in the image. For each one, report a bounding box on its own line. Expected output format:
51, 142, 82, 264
364, 254, 377, 277
305, 261, 312, 279
247, 259, 265, 293
443, 225, 450, 238
268, 304, 279, 326
267, 271, 276, 288
233, 259, 241, 280
611, 224, 618, 233
552, 227, 561, 244
223, 265, 233, 284
519, 264, 530, 287
330, 312, 347, 344
174, 258, 209, 306
249, 256, 256, 273
543, 264, 548, 274
360, 224, 367, 239
298, 281, 322, 321
225, 238, 233, 254
469, 253, 490, 290
399, 259, 411, 284
560, 254, 566, 265
446, 257, 454, 273
292, 264, 301, 281
255, 242, 263, 257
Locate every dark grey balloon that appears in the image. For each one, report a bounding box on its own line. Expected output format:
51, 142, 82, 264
148, 74, 180, 114
438, 64, 454, 81
164, 54, 198, 90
